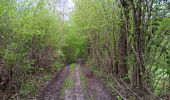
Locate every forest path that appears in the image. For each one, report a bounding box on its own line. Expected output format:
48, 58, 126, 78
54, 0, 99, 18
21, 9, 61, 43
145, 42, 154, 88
63, 65, 84, 100
81, 65, 114, 100
62, 64, 114, 100
37, 64, 114, 100
37, 66, 69, 100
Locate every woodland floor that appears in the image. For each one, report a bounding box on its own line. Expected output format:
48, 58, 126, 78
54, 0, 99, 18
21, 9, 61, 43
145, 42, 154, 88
37, 64, 114, 100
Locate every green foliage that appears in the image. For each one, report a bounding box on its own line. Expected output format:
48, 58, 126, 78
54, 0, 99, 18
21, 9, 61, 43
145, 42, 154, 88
70, 63, 76, 72
63, 77, 74, 89
72, 0, 121, 66
146, 17, 170, 94
73, 0, 170, 97
89, 66, 97, 73
0, 0, 65, 97
19, 82, 38, 97
63, 23, 87, 63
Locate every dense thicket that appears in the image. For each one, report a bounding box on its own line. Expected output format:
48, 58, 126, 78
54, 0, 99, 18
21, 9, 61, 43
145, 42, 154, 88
73, 0, 170, 99
0, 0, 84, 98
0, 0, 61, 96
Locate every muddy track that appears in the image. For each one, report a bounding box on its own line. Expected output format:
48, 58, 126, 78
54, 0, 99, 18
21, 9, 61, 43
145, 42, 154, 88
37, 64, 114, 100
64, 64, 84, 100
81, 65, 115, 100
37, 66, 69, 100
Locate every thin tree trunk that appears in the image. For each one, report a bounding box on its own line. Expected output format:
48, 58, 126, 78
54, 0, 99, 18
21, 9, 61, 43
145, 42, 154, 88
118, 0, 129, 78
130, 0, 146, 87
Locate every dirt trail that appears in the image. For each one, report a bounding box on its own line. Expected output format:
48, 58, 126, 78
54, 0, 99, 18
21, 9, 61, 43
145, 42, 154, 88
37, 64, 114, 100
64, 65, 84, 100
37, 66, 69, 100
81, 65, 114, 100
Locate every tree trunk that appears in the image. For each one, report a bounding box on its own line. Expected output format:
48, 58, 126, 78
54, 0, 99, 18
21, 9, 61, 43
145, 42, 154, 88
118, 27, 128, 77
130, 0, 146, 87
118, 0, 129, 78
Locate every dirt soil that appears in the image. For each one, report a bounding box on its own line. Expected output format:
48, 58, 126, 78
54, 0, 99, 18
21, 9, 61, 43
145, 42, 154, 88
37, 64, 114, 100
81, 65, 115, 100
63, 65, 84, 100
37, 66, 69, 100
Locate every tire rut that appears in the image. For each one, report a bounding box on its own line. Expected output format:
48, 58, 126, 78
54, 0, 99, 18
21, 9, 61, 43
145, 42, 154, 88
81, 65, 114, 100
37, 66, 69, 100
64, 65, 84, 100
37, 64, 114, 100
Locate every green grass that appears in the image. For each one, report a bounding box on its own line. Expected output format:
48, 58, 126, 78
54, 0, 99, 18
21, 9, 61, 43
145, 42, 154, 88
62, 77, 74, 90
61, 77, 74, 97
70, 63, 76, 72
60, 63, 75, 97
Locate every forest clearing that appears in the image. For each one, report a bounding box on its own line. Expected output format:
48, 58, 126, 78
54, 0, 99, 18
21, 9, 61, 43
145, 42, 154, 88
0, 0, 170, 100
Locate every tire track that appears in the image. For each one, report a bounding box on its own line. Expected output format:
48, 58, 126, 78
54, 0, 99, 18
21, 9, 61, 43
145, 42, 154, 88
37, 66, 69, 100
81, 65, 114, 100
64, 65, 84, 100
